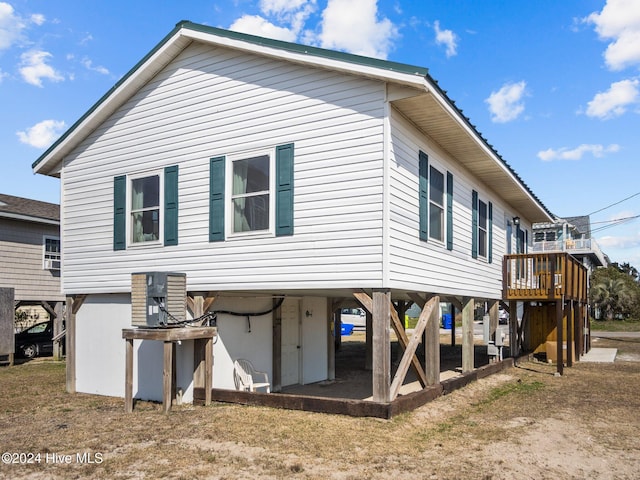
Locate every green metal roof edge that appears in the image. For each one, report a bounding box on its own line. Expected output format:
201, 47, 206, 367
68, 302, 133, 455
179, 21, 430, 77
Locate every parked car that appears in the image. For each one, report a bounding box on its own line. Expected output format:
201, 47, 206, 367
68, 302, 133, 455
498, 306, 509, 324
14, 320, 53, 358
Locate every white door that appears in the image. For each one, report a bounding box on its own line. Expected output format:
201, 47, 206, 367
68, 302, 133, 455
281, 298, 300, 386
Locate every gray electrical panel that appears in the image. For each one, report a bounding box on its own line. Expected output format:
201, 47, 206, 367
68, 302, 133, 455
131, 272, 186, 327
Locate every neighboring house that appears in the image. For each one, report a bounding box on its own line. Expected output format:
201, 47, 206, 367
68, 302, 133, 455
532, 215, 608, 274
32, 22, 556, 409
0, 194, 64, 357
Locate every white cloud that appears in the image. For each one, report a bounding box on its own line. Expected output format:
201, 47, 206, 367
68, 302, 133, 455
17, 119, 66, 148
434, 20, 458, 58
229, 14, 298, 42
537, 143, 620, 161
317, 0, 398, 59
0, 3, 45, 50
0, 2, 26, 50
260, 0, 310, 16
30, 13, 45, 26
585, 78, 639, 119
485, 81, 527, 123
19, 50, 64, 87
81, 58, 110, 75
585, 0, 640, 71
598, 232, 640, 249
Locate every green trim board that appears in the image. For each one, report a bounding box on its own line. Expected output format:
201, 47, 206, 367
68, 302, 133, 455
275, 143, 294, 236
209, 156, 225, 242
446, 171, 453, 251
113, 175, 126, 251
164, 165, 179, 246
418, 151, 429, 241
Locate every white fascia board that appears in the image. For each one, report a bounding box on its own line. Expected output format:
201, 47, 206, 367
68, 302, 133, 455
0, 211, 59, 225
182, 29, 428, 90
33, 31, 191, 176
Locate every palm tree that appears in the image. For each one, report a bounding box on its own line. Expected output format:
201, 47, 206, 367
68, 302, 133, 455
590, 277, 633, 320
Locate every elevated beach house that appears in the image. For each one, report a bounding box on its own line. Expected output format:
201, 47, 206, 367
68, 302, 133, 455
33, 21, 568, 415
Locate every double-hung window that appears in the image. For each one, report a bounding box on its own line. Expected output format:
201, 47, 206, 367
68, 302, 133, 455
209, 143, 294, 241
477, 199, 488, 258
43, 236, 61, 270
113, 165, 179, 250
418, 150, 454, 249
131, 174, 161, 243
231, 154, 271, 234
429, 166, 445, 242
472, 190, 493, 262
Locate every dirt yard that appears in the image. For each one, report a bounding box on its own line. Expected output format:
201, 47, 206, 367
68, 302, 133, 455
1, 334, 639, 480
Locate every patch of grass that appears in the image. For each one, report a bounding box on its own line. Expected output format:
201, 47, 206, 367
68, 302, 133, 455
483, 379, 544, 404
590, 318, 640, 332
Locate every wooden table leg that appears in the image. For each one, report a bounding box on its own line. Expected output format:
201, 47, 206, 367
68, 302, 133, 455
163, 340, 172, 414
125, 338, 133, 413
204, 337, 213, 406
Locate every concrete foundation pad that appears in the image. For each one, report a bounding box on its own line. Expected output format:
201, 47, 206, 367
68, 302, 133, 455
581, 348, 617, 363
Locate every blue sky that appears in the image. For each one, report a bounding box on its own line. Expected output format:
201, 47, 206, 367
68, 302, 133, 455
2, 0, 639, 266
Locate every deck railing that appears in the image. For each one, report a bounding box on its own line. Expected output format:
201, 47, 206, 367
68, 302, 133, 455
531, 237, 607, 266
503, 252, 588, 302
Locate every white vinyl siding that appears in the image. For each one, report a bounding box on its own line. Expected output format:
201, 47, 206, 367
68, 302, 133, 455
388, 107, 512, 299
60, 42, 385, 293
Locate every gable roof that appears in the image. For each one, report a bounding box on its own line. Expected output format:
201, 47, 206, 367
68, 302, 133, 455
0, 193, 59, 225
32, 20, 553, 223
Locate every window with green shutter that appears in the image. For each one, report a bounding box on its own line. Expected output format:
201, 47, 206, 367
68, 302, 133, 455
113, 167, 179, 250
472, 190, 492, 261
210, 143, 294, 241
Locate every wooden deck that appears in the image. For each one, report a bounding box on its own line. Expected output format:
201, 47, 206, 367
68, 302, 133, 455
503, 252, 588, 302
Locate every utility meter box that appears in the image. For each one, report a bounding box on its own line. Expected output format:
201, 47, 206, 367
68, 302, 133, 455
131, 272, 186, 327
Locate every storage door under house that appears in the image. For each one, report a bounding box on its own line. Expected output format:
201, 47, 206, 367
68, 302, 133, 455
281, 298, 301, 386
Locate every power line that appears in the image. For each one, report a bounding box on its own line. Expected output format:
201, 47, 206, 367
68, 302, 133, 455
587, 190, 640, 216
590, 214, 640, 235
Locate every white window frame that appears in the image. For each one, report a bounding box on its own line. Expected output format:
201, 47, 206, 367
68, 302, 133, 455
428, 165, 445, 243
225, 148, 276, 239
43, 235, 61, 270
127, 169, 164, 247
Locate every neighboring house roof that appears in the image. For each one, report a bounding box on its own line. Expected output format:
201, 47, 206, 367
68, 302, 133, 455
564, 215, 591, 238
32, 20, 554, 223
0, 193, 60, 225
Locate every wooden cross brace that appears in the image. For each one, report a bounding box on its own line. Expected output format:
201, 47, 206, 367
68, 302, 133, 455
353, 291, 439, 401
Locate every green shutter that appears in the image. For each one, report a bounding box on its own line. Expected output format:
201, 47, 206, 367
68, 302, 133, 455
209, 156, 225, 242
419, 151, 428, 241
488, 201, 493, 263
276, 143, 294, 236
164, 165, 179, 246
113, 175, 126, 251
471, 190, 478, 259
446, 171, 453, 251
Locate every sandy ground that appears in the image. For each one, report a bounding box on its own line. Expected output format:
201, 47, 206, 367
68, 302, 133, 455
1, 334, 639, 479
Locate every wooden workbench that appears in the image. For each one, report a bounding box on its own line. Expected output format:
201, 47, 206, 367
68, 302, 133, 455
122, 326, 217, 413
